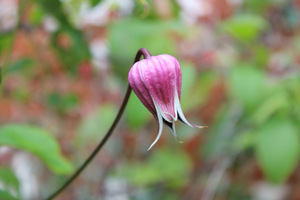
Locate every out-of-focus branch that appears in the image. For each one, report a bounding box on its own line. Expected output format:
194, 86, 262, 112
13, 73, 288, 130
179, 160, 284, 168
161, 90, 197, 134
201, 157, 232, 200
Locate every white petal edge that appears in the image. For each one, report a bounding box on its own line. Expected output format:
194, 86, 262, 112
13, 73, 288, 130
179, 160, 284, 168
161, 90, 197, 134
163, 111, 177, 122
165, 121, 181, 142
175, 90, 207, 129
147, 99, 164, 151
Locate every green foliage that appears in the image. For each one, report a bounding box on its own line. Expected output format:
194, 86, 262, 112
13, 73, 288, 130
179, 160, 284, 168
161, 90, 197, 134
117, 148, 192, 188
181, 65, 216, 111
76, 104, 117, 145
244, 0, 271, 12
0, 167, 20, 195
0, 33, 12, 55
5, 59, 34, 74
32, 0, 91, 74
228, 65, 265, 111
180, 63, 198, 110
202, 105, 240, 158
251, 89, 289, 126
255, 118, 300, 183
0, 189, 19, 200
51, 28, 90, 74
108, 19, 186, 78
221, 14, 268, 41
32, 0, 69, 26
89, 0, 103, 7
126, 92, 151, 129
28, 4, 45, 25
46, 92, 79, 114
0, 124, 73, 175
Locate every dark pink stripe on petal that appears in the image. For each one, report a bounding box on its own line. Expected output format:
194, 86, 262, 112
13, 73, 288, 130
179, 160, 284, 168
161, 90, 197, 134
142, 55, 177, 121
128, 61, 156, 116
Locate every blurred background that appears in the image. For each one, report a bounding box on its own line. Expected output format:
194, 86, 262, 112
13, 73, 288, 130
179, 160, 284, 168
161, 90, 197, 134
0, 0, 300, 199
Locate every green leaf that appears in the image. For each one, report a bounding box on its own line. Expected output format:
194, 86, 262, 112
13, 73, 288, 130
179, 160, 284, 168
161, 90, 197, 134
126, 92, 151, 129
255, 118, 300, 183
180, 63, 197, 110
0, 167, 19, 193
221, 14, 268, 41
89, 0, 103, 7
0, 189, 19, 200
33, 0, 70, 27
46, 92, 79, 113
234, 131, 256, 152
51, 28, 91, 74
244, 0, 271, 12
5, 59, 34, 74
228, 65, 265, 111
0, 124, 73, 175
33, 0, 90, 73
76, 104, 117, 145
28, 4, 44, 25
181, 67, 216, 111
251, 90, 289, 125
117, 148, 192, 188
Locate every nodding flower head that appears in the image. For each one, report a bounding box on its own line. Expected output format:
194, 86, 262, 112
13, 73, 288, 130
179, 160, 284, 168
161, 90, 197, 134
128, 54, 206, 150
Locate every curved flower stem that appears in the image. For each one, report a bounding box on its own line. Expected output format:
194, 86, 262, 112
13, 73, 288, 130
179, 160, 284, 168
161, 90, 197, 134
45, 48, 150, 200
136, 48, 152, 60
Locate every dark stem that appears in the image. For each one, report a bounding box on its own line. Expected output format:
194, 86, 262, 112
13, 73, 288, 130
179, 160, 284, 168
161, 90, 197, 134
45, 48, 149, 200
136, 48, 152, 60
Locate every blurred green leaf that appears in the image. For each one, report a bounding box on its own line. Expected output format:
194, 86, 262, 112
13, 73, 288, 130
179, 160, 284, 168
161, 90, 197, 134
76, 104, 117, 145
51, 28, 90, 74
108, 19, 186, 78
0, 33, 13, 55
32, 0, 90, 73
253, 45, 270, 66
180, 63, 197, 110
182, 68, 216, 111
5, 59, 34, 74
0, 189, 18, 200
89, 0, 103, 7
228, 65, 265, 111
32, 0, 69, 26
251, 90, 289, 125
0, 167, 19, 194
0, 124, 73, 175
28, 4, 44, 25
221, 14, 268, 41
234, 131, 256, 152
255, 118, 300, 183
126, 92, 151, 129
244, 0, 271, 12
117, 148, 192, 188
46, 92, 79, 113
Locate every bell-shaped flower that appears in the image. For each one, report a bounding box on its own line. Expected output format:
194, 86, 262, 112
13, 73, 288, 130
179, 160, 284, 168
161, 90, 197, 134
128, 54, 206, 150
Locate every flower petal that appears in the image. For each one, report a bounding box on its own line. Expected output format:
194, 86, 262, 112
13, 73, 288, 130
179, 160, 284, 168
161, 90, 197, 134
175, 90, 207, 129
168, 55, 182, 100
141, 55, 177, 121
147, 100, 164, 151
164, 120, 181, 142
128, 61, 156, 116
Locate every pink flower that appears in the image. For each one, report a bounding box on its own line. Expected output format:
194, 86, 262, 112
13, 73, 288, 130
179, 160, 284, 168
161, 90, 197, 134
128, 54, 206, 150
